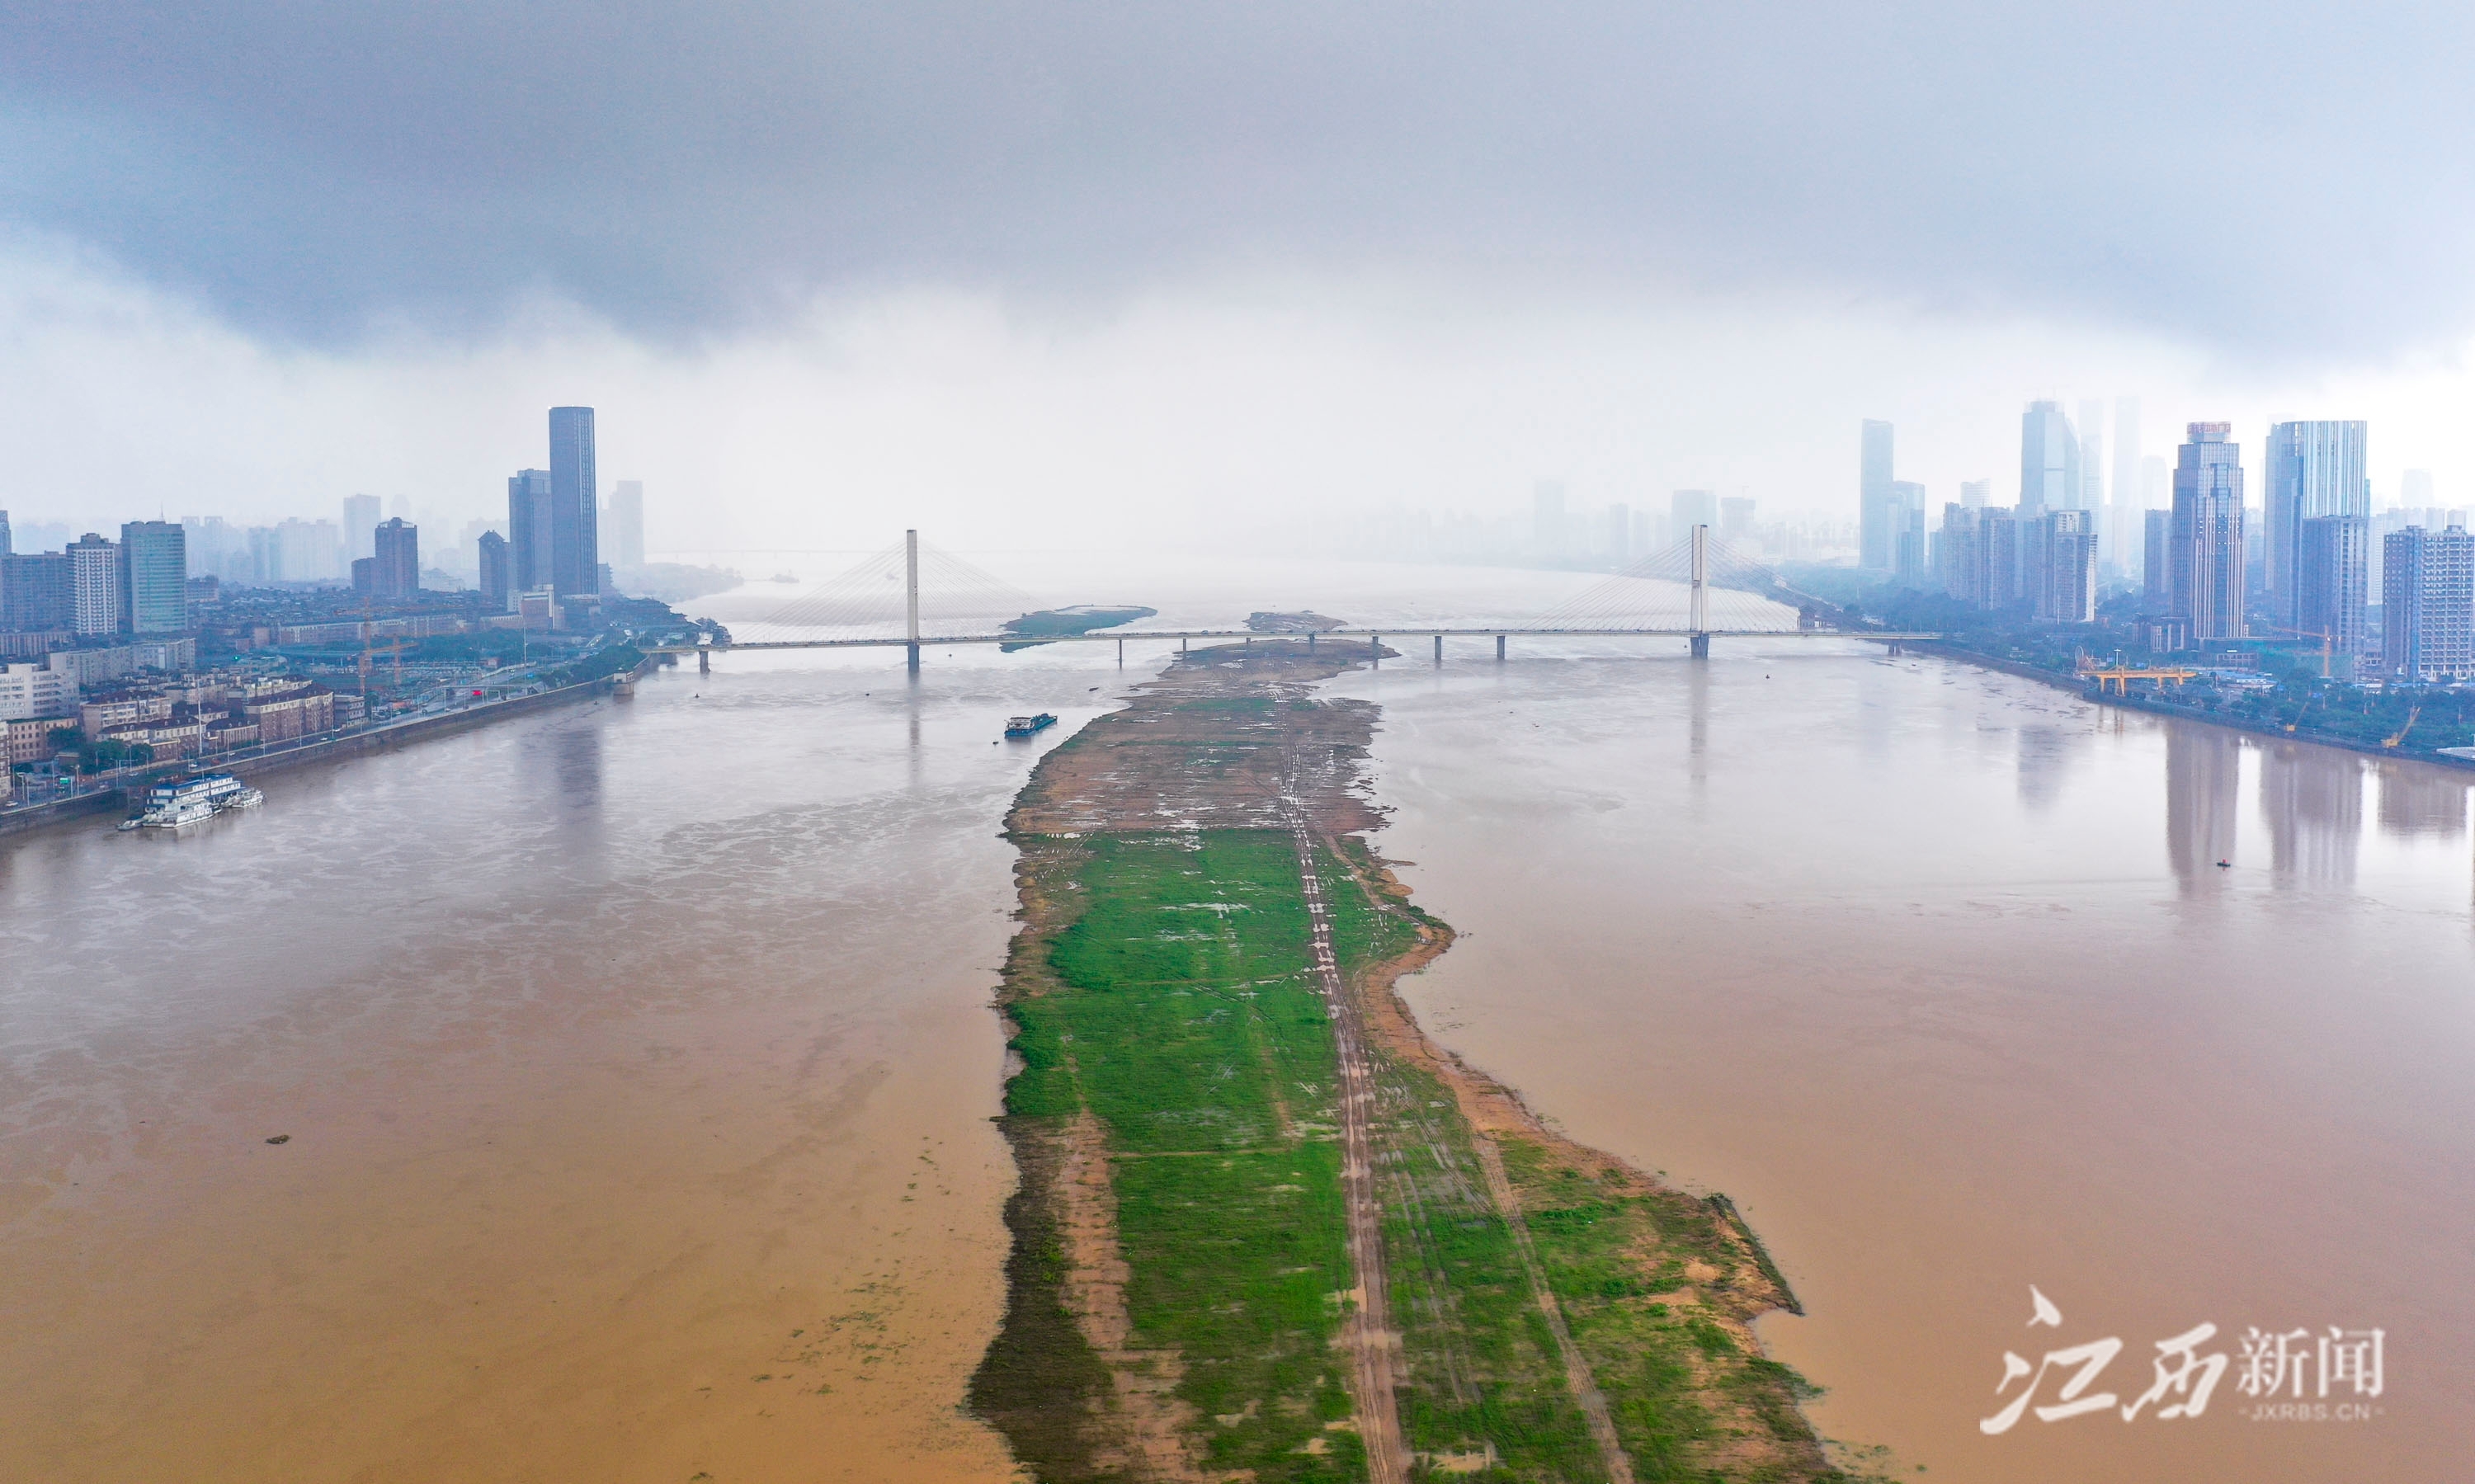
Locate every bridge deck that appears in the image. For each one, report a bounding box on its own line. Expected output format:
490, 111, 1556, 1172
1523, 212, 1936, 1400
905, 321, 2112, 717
653, 628, 1940, 653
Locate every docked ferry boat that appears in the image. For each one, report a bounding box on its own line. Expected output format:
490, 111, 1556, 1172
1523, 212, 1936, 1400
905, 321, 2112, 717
118, 773, 264, 831
1003, 712, 1058, 738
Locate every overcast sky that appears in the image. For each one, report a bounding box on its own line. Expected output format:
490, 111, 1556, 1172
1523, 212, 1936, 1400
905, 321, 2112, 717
5, 2, 2473, 552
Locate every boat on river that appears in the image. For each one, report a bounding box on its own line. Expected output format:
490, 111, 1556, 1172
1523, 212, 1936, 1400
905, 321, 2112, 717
1004, 713, 1058, 738
117, 773, 264, 831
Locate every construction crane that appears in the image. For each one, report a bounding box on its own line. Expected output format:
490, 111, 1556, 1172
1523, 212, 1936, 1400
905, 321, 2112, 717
2384, 700, 2426, 749
2256, 624, 2336, 680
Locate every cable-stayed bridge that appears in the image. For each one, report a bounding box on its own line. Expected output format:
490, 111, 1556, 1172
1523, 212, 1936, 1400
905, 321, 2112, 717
667, 530, 1934, 671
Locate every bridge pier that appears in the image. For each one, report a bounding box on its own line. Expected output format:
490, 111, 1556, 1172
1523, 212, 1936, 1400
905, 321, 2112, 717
1307, 633, 1315, 649
1117, 638, 1124, 667
1496, 634, 1506, 662
1690, 633, 1709, 660
698, 646, 710, 676
906, 642, 920, 673
1372, 635, 1381, 667
1433, 634, 1443, 666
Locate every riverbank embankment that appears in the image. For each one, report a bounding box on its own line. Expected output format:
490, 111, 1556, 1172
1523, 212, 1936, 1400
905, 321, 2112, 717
0, 668, 641, 839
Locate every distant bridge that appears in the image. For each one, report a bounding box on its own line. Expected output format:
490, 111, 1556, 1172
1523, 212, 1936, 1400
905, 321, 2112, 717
657, 529, 1935, 672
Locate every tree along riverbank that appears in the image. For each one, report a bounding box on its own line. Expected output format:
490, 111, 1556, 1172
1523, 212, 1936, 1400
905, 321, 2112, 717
969, 639, 1853, 1483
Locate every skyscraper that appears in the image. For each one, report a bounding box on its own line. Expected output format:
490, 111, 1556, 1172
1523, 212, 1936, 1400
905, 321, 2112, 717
478, 531, 512, 610
2171, 423, 2246, 642
2019, 401, 2081, 516
607, 479, 646, 569
1531, 481, 1567, 555
508, 468, 554, 591
1890, 481, 1927, 585
1859, 419, 1896, 568
1938, 506, 2025, 610
0, 508, 12, 556
119, 521, 188, 634
342, 493, 380, 564
67, 534, 123, 637
2143, 509, 2174, 615
2382, 525, 2475, 678
2264, 421, 2369, 628
2077, 398, 2106, 512
2033, 509, 2099, 624
1959, 480, 1989, 509
549, 407, 600, 596
2296, 515, 2369, 673
373, 517, 419, 600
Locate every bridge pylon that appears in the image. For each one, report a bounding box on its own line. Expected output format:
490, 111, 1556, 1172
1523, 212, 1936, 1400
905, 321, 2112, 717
904, 528, 922, 673
1688, 523, 1711, 659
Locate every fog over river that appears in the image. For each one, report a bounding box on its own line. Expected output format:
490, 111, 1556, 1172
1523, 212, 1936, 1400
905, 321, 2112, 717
3, 558, 2468, 1482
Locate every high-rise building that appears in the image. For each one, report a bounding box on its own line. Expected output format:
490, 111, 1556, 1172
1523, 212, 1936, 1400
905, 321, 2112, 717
119, 521, 188, 634
1859, 419, 1897, 568
2264, 421, 2369, 628
2143, 509, 2174, 615
1959, 479, 1990, 509
2296, 515, 2369, 673
0, 508, 12, 556
549, 407, 600, 596
0, 553, 73, 633
1889, 481, 1928, 585
2033, 509, 2099, 624
342, 494, 381, 564
67, 534, 123, 637
607, 479, 646, 569
1938, 506, 2025, 610
2170, 422, 2246, 642
2110, 398, 2143, 572
1671, 489, 1718, 534
478, 530, 512, 610
2077, 398, 2106, 514
373, 517, 419, 600
1602, 502, 1632, 565
508, 468, 554, 592
1719, 496, 1756, 542
2382, 525, 2475, 678
2019, 401, 2081, 516
274, 519, 342, 583
2399, 469, 2436, 508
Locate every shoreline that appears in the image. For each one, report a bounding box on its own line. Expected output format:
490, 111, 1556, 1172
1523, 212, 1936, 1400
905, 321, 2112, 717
0, 666, 644, 839
970, 640, 1841, 1482
1908, 639, 2475, 770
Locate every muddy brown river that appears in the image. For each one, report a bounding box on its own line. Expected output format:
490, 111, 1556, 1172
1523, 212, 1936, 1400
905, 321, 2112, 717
4, 558, 2468, 1482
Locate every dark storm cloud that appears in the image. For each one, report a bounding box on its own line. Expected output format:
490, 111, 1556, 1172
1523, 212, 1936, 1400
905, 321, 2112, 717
5, 2, 2469, 357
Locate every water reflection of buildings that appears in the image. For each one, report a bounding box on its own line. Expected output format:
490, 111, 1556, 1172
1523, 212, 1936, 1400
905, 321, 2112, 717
2374, 761, 2471, 841
2165, 723, 2240, 887
2258, 742, 2360, 884
2014, 724, 2077, 812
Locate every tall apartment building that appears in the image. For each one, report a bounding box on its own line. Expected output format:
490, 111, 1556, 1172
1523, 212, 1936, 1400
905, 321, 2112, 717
478, 530, 512, 610
1, 552, 74, 633
2295, 515, 2370, 672
372, 518, 420, 600
67, 534, 123, 637
2019, 401, 2081, 516
1959, 479, 1990, 509
2170, 423, 2246, 641
1859, 419, 1897, 568
1937, 506, 2025, 610
2143, 509, 2174, 615
2264, 421, 2369, 628
0, 507, 12, 555
2034, 509, 2099, 624
1890, 482, 1927, 585
549, 406, 600, 596
2382, 525, 2475, 678
120, 521, 188, 634
508, 468, 554, 593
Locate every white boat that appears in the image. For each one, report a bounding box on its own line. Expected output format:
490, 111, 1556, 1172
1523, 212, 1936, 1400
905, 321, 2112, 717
118, 774, 262, 831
